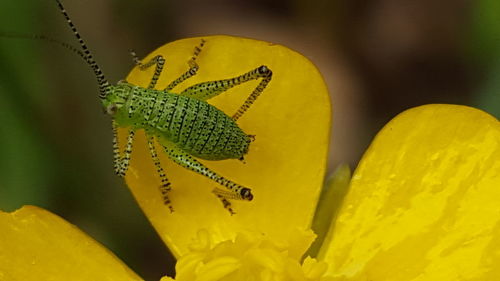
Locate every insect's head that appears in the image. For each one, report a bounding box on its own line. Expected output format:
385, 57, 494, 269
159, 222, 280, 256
101, 81, 131, 116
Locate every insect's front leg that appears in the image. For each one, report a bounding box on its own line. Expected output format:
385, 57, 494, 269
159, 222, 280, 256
129, 39, 206, 91
129, 50, 165, 89
148, 136, 174, 213
147, 136, 174, 213
164, 39, 206, 91
112, 120, 135, 177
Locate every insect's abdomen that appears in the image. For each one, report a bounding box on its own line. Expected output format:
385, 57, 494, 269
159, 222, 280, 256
150, 93, 250, 160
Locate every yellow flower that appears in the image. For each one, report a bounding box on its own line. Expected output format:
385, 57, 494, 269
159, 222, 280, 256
122, 35, 330, 258
124, 35, 332, 280
0, 206, 142, 281
1, 36, 499, 281
320, 105, 500, 280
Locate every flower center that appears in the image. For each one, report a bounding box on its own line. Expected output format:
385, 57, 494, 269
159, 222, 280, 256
162, 229, 333, 281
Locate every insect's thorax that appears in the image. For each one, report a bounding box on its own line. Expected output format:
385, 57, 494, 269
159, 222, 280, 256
107, 83, 250, 160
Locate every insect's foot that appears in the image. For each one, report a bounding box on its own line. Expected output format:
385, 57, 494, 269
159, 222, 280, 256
238, 156, 247, 164
217, 195, 236, 215
247, 134, 256, 142
163, 200, 175, 213
161, 192, 174, 213
167, 205, 175, 213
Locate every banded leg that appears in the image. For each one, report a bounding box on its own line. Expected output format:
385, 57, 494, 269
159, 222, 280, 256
160, 141, 253, 213
112, 121, 135, 177
165, 39, 206, 91
129, 49, 165, 89
213, 187, 246, 215
148, 136, 174, 213
232, 66, 272, 121
179, 65, 272, 120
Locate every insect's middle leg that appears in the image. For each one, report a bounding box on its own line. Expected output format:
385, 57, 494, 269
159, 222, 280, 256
179, 65, 272, 120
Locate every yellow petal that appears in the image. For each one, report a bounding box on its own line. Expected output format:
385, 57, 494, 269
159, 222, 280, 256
194, 256, 241, 281
123, 35, 330, 257
320, 105, 500, 280
0, 206, 142, 281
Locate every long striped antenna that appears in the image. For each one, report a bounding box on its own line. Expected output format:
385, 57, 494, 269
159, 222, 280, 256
0, 31, 86, 60
55, 0, 109, 99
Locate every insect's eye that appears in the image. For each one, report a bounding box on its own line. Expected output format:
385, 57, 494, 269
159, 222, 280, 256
106, 104, 118, 115
240, 188, 253, 201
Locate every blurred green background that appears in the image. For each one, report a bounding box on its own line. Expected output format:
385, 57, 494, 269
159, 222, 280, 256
0, 0, 498, 280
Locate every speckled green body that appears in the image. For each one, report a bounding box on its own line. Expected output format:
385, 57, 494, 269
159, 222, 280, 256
108, 82, 250, 160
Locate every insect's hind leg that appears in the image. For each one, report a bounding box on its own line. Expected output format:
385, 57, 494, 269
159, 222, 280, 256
179, 65, 272, 120
160, 140, 253, 213
216, 195, 235, 215
147, 136, 174, 213
164, 39, 206, 91
213, 187, 247, 215
129, 49, 165, 89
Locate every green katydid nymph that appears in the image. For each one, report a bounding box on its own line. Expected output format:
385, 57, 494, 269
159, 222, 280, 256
4, 0, 273, 214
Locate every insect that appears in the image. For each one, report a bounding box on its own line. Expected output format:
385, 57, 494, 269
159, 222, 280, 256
4, 0, 273, 214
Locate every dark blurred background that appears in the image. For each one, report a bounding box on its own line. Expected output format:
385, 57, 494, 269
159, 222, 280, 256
0, 0, 498, 280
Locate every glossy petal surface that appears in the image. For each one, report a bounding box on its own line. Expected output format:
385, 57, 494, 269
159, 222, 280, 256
320, 105, 500, 280
0, 206, 142, 281
123, 35, 331, 257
